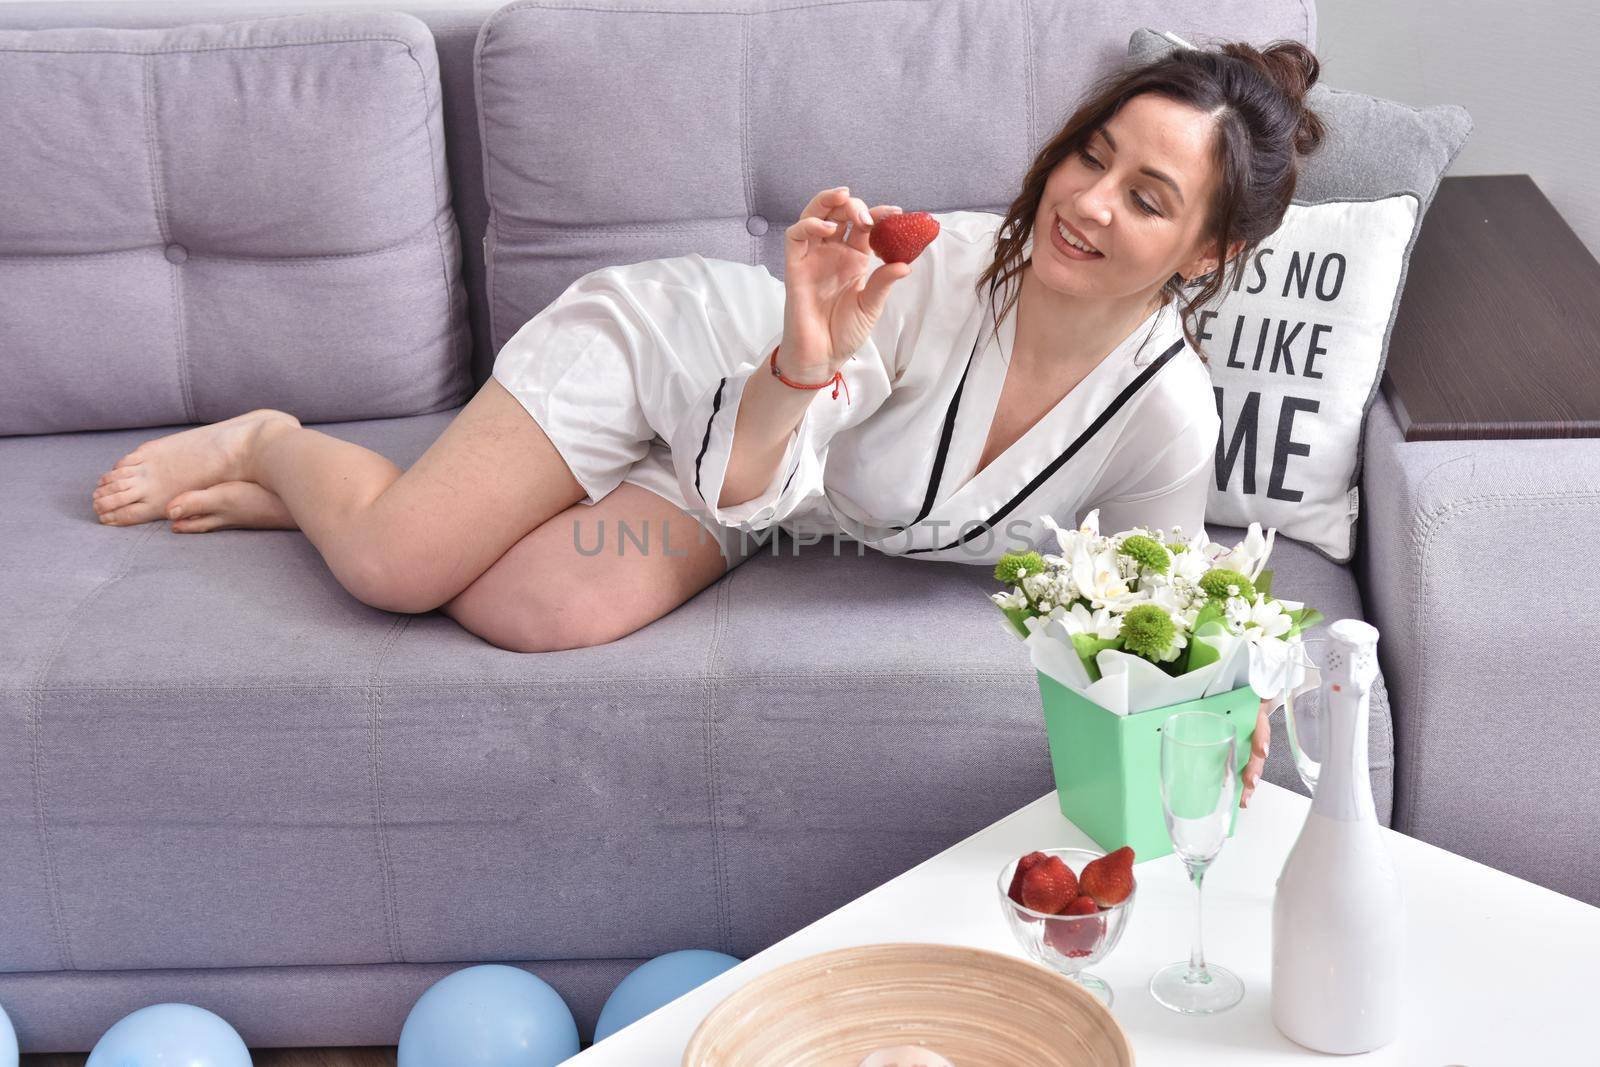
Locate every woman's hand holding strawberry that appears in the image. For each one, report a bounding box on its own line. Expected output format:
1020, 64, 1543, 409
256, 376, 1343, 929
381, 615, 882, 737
778, 186, 912, 382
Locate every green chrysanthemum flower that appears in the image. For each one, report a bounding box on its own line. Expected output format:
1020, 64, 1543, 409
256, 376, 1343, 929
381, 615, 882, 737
1120, 603, 1176, 661
1170, 543, 1189, 554
1199, 568, 1256, 602
994, 550, 1046, 587
1118, 534, 1170, 574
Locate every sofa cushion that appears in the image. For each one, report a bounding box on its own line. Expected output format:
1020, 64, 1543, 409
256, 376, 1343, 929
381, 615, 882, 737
0, 12, 471, 436
473, 0, 1315, 357
0, 418, 1391, 973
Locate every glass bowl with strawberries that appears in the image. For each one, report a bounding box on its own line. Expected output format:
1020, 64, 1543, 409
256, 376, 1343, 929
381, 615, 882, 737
996, 846, 1137, 1008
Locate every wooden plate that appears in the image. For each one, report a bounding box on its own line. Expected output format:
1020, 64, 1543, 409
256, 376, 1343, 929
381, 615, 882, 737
682, 941, 1134, 1066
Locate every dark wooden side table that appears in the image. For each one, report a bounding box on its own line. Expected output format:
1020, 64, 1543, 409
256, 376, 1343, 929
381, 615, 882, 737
1382, 173, 1600, 441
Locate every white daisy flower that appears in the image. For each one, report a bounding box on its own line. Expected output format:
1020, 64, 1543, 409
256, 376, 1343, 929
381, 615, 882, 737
1058, 601, 1125, 641
1225, 592, 1294, 641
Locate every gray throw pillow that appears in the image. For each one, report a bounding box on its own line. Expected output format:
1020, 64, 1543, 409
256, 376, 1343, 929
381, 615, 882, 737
1129, 28, 1472, 563
0, 12, 472, 436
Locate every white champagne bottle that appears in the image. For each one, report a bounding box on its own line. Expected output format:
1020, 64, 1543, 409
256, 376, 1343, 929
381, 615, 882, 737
1271, 618, 1404, 1052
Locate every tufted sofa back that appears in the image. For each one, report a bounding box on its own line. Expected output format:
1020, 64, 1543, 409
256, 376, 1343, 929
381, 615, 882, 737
1, 0, 1316, 433
473, 0, 1315, 360
0, 10, 474, 435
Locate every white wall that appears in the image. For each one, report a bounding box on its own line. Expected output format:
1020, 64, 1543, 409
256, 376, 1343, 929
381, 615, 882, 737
1318, 0, 1600, 259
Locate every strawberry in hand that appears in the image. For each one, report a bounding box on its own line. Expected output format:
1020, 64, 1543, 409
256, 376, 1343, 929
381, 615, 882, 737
868, 211, 940, 264
778, 186, 918, 385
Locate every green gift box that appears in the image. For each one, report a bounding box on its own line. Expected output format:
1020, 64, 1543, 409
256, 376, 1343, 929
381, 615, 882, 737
1036, 671, 1260, 862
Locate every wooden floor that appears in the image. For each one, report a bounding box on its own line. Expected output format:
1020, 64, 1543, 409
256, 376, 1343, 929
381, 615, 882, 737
25, 1051, 398, 1066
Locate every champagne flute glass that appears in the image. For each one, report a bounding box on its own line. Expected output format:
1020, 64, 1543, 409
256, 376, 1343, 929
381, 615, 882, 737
1149, 710, 1246, 1014
1280, 636, 1328, 795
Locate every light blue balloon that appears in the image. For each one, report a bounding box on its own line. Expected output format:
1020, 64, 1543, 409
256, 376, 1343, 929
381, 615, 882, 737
399, 964, 579, 1067
86, 1003, 250, 1067
594, 949, 741, 1043
0, 1002, 16, 1067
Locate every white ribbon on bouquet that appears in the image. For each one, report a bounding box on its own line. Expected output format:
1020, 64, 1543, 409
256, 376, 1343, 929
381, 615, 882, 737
1024, 618, 1317, 717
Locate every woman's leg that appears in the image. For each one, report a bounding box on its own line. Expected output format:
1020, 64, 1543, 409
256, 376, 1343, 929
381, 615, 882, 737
98, 461, 752, 649
148, 480, 298, 532
110, 472, 749, 650
440, 481, 753, 652
93, 408, 300, 527
90, 378, 589, 614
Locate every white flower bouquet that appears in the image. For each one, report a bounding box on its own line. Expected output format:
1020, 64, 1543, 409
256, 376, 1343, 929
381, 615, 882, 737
991, 510, 1324, 717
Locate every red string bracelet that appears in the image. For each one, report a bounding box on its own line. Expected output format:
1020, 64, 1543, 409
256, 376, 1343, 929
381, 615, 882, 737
768, 344, 850, 404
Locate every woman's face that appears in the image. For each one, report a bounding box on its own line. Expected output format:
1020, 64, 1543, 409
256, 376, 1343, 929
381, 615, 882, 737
1031, 93, 1236, 303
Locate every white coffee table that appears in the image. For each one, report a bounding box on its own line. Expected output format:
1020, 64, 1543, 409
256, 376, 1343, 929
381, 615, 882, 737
568, 780, 1598, 1064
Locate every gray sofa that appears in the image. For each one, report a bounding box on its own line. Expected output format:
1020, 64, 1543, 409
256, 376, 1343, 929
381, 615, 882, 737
2, 0, 1593, 1053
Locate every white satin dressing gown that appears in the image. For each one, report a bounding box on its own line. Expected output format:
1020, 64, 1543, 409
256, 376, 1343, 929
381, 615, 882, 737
490, 210, 1221, 566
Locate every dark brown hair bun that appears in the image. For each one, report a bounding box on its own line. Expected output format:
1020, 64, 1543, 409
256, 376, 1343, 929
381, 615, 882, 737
1222, 40, 1327, 155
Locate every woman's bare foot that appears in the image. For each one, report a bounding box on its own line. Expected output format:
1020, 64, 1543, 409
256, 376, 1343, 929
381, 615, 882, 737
161, 480, 299, 533
90, 409, 300, 526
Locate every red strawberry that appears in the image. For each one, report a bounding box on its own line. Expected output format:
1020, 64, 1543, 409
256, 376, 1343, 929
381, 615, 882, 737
1064, 894, 1101, 914
868, 211, 940, 264
1020, 855, 1078, 914
1006, 850, 1048, 906
1079, 846, 1136, 907
1045, 894, 1106, 958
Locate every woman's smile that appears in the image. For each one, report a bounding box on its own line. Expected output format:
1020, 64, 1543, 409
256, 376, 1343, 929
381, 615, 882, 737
1052, 214, 1105, 261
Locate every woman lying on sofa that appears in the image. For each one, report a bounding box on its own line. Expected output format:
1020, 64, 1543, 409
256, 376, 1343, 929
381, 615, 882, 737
88, 39, 1320, 805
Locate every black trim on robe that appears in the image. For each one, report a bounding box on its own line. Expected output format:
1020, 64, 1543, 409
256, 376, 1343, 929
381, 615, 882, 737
891, 277, 1004, 534
888, 329, 979, 533
694, 373, 803, 515
692, 376, 728, 506
900, 336, 1186, 555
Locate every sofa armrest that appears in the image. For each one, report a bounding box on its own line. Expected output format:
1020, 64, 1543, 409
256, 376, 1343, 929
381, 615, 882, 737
1357, 388, 1600, 905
